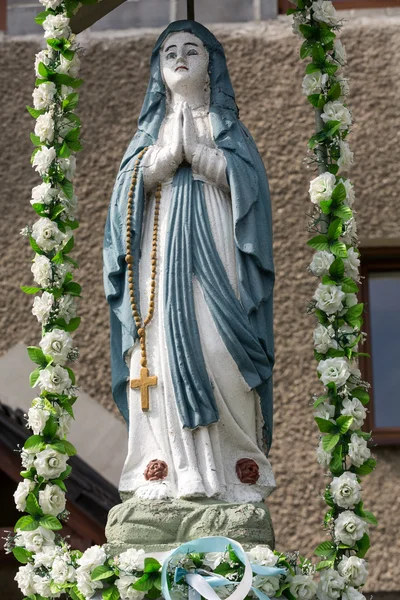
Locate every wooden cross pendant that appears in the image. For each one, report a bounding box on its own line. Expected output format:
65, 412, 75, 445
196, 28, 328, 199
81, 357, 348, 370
130, 367, 158, 411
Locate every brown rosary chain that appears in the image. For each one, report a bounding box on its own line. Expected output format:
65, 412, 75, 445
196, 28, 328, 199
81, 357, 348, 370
125, 147, 162, 370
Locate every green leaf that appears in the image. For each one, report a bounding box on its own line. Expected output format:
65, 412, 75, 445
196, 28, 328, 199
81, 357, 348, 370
132, 574, 152, 592
26, 493, 42, 517
320, 199, 333, 215
314, 395, 328, 409
53, 74, 83, 88
299, 24, 319, 40
21, 286, 42, 295
64, 282, 81, 296
70, 586, 86, 600
29, 368, 41, 388
35, 10, 50, 25
314, 541, 336, 558
24, 435, 45, 452
327, 82, 341, 101
314, 309, 328, 325
15, 515, 39, 532
66, 367, 76, 386
42, 414, 58, 438
307, 234, 330, 251
316, 559, 335, 571
320, 28, 336, 45
345, 303, 364, 327
300, 41, 314, 60
305, 62, 321, 74
323, 119, 341, 137
59, 141, 71, 158
326, 348, 345, 358
27, 346, 47, 368
327, 163, 339, 176
321, 275, 337, 287
324, 487, 335, 508
351, 387, 370, 405
29, 236, 44, 255
39, 515, 63, 530
58, 465, 72, 480
360, 509, 378, 526
353, 458, 377, 476
102, 585, 120, 600
13, 546, 34, 564
336, 415, 354, 434
322, 433, 340, 452
327, 219, 343, 241
91, 565, 115, 581
356, 533, 370, 558
67, 139, 83, 152
38, 62, 51, 78
61, 440, 77, 456
51, 478, 67, 492
27, 105, 45, 119
59, 179, 74, 200
330, 445, 344, 475
341, 277, 359, 293
63, 236, 75, 254
213, 562, 236, 576
46, 37, 62, 50
329, 258, 344, 279
308, 94, 326, 109
324, 61, 339, 76
30, 133, 42, 147
333, 205, 353, 221
144, 557, 162, 573
315, 417, 335, 433
312, 44, 326, 64
330, 241, 347, 258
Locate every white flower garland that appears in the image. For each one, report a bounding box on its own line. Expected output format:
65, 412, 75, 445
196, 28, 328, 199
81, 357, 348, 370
8, 1, 375, 599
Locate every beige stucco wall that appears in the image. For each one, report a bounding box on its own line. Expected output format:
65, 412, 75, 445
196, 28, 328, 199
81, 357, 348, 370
1, 13, 399, 593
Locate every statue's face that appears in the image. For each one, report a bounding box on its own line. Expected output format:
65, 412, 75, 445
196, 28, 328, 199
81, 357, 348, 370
160, 32, 209, 95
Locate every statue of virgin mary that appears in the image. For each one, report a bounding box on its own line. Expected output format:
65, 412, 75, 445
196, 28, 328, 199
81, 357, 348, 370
103, 20, 276, 506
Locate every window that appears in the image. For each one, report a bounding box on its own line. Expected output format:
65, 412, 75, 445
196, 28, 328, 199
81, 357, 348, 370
278, 0, 400, 14
359, 246, 400, 445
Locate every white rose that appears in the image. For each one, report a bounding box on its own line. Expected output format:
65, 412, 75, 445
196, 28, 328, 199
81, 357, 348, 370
15, 526, 55, 552
342, 587, 366, 600
27, 406, 50, 435
51, 555, 76, 584
55, 53, 81, 79
31, 181, 56, 206
338, 140, 353, 171
202, 552, 224, 570
34, 544, 60, 568
32, 81, 57, 110
312, 0, 340, 26
334, 40, 347, 66
247, 545, 278, 567
348, 433, 371, 468
32, 217, 64, 252
118, 547, 146, 572
317, 440, 332, 468
315, 401, 335, 422
330, 472, 361, 509
344, 247, 360, 281
31, 255, 52, 288
302, 71, 329, 96
35, 49, 54, 78
337, 556, 368, 587
313, 284, 345, 315
309, 172, 336, 206
338, 324, 359, 350
76, 569, 103, 597
38, 364, 72, 394
58, 294, 77, 324
317, 357, 350, 387
34, 447, 68, 479
59, 191, 78, 219
34, 112, 55, 143
43, 14, 71, 39
342, 218, 358, 245
292, 12, 307, 37
310, 251, 335, 277
33, 574, 56, 597
15, 563, 36, 596
56, 409, 73, 438
32, 291, 54, 325
341, 398, 367, 431
334, 511, 368, 546
289, 574, 318, 600
61, 84, 74, 99
14, 479, 35, 511
39, 483, 66, 516
116, 575, 146, 600
340, 293, 358, 318
313, 324, 338, 354
317, 568, 345, 600
39, 0, 63, 9
32, 146, 56, 176
339, 178, 356, 208
77, 545, 107, 572
321, 101, 352, 131
21, 448, 37, 469
40, 329, 73, 364
252, 575, 281, 596
59, 155, 77, 181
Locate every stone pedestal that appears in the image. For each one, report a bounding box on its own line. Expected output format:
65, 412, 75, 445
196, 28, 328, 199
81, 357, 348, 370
105, 495, 275, 555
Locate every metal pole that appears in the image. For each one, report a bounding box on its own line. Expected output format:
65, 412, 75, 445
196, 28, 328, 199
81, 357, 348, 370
187, 0, 195, 20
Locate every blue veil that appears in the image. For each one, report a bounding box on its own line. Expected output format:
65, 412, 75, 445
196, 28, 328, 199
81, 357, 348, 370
103, 20, 275, 452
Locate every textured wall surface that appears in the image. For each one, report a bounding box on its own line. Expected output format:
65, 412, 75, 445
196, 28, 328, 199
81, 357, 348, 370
1, 14, 400, 592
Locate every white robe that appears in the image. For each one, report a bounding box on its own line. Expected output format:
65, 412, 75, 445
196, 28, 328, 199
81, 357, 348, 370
118, 106, 276, 503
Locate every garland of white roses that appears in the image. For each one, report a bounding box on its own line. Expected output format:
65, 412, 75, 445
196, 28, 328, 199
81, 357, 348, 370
8, 1, 375, 600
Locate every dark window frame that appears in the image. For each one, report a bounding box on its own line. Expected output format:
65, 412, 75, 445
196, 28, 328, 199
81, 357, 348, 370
359, 246, 400, 446
278, 0, 400, 14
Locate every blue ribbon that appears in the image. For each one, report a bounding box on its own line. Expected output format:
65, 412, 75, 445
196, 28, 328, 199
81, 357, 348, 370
160, 536, 286, 600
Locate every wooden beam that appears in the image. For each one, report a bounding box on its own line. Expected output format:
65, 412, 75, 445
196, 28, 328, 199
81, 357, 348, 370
70, 0, 128, 34
0, 0, 7, 32
187, 0, 195, 20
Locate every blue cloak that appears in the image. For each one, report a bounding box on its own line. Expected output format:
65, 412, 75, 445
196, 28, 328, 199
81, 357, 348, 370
103, 20, 275, 452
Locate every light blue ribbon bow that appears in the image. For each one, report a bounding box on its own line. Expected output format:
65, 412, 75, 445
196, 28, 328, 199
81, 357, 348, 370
160, 536, 286, 600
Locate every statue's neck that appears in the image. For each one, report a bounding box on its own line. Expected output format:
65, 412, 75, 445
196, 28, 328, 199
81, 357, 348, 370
169, 86, 209, 112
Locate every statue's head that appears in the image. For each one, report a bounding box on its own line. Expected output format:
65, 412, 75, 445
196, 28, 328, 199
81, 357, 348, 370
160, 31, 209, 99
